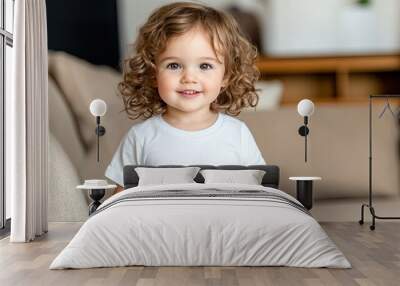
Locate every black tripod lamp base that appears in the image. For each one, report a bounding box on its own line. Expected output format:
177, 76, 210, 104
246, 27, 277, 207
88, 189, 105, 215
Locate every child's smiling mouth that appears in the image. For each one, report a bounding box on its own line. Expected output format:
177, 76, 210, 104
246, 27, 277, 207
178, 89, 202, 98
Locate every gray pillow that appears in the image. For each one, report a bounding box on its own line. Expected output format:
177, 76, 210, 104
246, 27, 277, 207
200, 169, 266, 185
135, 167, 201, 186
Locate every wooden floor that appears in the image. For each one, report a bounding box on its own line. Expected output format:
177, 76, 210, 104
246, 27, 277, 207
0, 222, 399, 286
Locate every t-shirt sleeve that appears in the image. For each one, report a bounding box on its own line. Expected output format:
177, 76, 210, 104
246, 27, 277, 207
105, 129, 142, 187
241, 123, 266, 165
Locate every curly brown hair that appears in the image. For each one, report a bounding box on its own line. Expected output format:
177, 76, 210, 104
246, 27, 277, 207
119, 1, 260, 120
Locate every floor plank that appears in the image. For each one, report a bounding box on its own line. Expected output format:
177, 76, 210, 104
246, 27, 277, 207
0, 222, 399, 286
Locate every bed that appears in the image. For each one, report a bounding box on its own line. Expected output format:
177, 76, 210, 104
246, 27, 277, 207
49, 165, 350, 269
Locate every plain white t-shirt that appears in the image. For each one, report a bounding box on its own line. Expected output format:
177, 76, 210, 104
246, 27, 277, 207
105, 112, 266, 186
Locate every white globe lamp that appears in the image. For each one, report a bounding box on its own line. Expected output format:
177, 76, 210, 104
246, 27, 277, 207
89, 99, 107, 162
297, 99, 315, 162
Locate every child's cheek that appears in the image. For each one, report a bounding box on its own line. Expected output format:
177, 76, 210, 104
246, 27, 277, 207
156, 74, 178, 97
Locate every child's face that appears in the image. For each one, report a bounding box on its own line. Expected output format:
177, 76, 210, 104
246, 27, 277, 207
155, 27, 226, 115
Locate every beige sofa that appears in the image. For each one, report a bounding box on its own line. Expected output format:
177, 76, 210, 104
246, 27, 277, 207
48, 51, 400, 222
48, 51, 139, 221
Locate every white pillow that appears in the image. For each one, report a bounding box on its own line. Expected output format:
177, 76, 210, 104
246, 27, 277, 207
244, 80, 283, 112
200, 169, 266, 185
135, 167, 201, 186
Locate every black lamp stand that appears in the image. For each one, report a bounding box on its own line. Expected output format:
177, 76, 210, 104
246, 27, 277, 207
359, 95, 400, 230
95, 116, 106, 162
298, 116, 310, 162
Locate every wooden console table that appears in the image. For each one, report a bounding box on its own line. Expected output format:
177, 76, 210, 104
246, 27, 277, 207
256, 54, 400, 103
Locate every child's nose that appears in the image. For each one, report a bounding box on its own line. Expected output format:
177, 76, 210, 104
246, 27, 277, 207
180, 69, 198, 83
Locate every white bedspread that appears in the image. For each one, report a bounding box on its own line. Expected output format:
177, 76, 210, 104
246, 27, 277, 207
50, 183, 351, 269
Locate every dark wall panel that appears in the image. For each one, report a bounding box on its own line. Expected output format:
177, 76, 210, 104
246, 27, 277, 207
46, 0, 120, 70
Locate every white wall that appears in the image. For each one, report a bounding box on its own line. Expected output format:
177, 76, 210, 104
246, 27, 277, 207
264, 0, 400, 56
117, 0, 400, 57
117, 0, 252, 59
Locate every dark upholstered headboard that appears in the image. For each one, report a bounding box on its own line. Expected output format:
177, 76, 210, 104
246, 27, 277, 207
123, 165, 280, 189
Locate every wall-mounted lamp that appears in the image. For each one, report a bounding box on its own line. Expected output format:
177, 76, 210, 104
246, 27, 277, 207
297, 99, 315, 162
89, 99, 107, 162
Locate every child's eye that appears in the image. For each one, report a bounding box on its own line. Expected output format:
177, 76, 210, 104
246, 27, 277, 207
166, 63, 181, 70
200, 63, 213, 70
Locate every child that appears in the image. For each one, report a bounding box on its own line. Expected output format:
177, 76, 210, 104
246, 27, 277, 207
106, 2, 265, 193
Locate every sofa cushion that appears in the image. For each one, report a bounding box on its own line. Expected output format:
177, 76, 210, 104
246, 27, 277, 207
48, 51, 141, 181
239, 103, 400, 200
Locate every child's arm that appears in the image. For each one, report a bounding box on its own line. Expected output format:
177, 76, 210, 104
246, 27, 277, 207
113, 185, 124, 195
242, 124, 266, 165
106, 128, 143, 194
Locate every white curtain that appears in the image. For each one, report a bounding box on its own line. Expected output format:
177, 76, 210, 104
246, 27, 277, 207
7, 0, 48, 242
